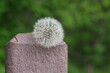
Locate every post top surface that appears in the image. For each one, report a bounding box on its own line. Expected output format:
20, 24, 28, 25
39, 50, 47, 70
10, 33, 36, 44
10, 33, 66, 46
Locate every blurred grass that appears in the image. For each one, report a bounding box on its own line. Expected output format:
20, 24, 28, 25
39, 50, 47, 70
0, 0, 110, 73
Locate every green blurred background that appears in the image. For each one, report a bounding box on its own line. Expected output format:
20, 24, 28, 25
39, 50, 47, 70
0, 0, 110, 73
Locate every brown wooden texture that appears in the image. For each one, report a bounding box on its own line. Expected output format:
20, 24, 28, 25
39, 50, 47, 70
6, 33, 68, 73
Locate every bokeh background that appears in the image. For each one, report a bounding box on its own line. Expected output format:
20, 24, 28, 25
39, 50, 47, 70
0, 0, 110, 73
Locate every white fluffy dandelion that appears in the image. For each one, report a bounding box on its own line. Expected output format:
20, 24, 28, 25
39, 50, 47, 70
33, 17, 64, 48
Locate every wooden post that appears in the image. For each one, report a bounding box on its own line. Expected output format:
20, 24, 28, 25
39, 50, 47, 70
6, 33, 68, 73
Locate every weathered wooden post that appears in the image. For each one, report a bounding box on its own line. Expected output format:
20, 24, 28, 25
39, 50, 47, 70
6, 17, 68, 73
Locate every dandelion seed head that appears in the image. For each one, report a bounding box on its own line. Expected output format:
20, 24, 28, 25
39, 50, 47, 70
33, 17, 64, 48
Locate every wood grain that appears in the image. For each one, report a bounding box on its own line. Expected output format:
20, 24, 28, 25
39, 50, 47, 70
6, 33, 68, 73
